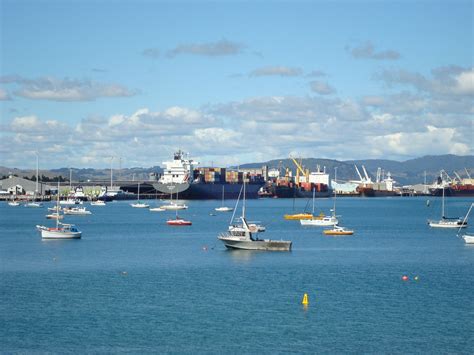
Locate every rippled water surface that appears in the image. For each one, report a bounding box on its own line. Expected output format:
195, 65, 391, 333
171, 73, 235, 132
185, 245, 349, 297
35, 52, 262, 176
1, 197, 473, 353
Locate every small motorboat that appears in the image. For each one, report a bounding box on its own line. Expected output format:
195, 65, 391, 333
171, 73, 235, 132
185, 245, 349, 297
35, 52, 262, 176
63, 207, 92, 215
46, 212, 63, 220
90, 200, 106, 206
149, 207, 165, 212
8, 201, 20, 206
131, 202, 150, 208
323, 225, 354, 236
167, 217, 192, 226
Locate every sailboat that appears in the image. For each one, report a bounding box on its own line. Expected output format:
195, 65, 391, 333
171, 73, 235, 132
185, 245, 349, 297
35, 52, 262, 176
166, 208, 192, 226
428, 186, 466, 228
36, 182, 82, 239
283, 195, 313, 220
323, 168, 353, 235
161, 190, 187, 210
300, 188, 338, 226
131, 183, 149, 208
457, 203, 474, 244
215, 186, 233, 212
218, 181, 292, 251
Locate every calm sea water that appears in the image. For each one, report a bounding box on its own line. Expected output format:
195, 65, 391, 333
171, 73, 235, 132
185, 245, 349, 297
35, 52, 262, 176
1, 197, 473, 353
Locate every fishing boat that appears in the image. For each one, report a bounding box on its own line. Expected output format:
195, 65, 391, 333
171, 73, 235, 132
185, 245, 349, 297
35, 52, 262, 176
323, 225, 354, 236
215, 186, 233, 212
36, 223, 82, 239
130, 183, 149, 208
36, 181, 82, 239
428, 187, 466, 228
458, 203, 474, 244
300, 188, 338, 226
218, 182, 292, 251
63, 207, 92, 215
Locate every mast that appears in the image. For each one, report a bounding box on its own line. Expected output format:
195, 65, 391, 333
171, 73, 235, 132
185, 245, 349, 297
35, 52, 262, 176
221, 185, 225, 207
69, 168, 72, 190
35, 151, 39, 197
56, 180, 60, 229
441, 186, 445, 218
333, 167, 337, 217
311, 187, 315, 215
242, 177, 246, 219
110, 157, 114, 188
137, 183, 140, 201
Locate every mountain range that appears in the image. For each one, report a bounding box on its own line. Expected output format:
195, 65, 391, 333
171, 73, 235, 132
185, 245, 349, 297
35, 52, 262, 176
0, 154, 472, 186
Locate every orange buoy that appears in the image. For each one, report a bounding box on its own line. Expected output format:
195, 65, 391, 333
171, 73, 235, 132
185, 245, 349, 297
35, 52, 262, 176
301, 293, 309, 305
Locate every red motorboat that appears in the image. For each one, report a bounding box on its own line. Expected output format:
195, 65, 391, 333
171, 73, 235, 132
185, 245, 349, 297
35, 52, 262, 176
167, 217, 192, 226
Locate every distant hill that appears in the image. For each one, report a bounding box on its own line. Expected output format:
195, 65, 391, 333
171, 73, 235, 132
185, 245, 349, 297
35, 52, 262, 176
1, 155, 472, 186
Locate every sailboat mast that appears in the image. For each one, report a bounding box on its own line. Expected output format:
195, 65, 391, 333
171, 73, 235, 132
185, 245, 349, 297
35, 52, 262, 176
242, 178, 246, 219
333, 167, 337, 217
441, 186, 445, 218
56, 180, 60, 229
312, 187, 315, 215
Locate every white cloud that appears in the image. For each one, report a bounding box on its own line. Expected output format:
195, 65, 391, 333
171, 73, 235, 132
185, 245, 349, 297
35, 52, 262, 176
1, 75, 136, 101
348, 41, 400, 60
309, 80, 336, 95
0, 88, 11, 100
250, 66, 303, 77
167, 39, 244, 57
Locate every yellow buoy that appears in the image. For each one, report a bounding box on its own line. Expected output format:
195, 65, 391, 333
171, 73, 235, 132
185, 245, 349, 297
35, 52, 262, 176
301, 293, 309, 305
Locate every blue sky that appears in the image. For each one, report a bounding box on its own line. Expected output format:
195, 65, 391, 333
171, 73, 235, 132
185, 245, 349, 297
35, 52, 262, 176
1, 0, 472, 169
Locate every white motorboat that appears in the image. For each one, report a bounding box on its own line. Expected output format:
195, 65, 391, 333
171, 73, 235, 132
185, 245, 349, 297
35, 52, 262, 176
217, 182, 291, 251
130, 183, 149, 208
63, 207, 92, 215
458, 203, 474, 244
90, 200, 106, 206
215, 186, 233, 212
8, 201, 20, 206
149, 206, 165, 212
46, 212, 63, 220
161, 202, 187, 210
428, 187, 466, 228
60, 198, 82, 205
25, 202, 43, 208
301, 215, 339, 226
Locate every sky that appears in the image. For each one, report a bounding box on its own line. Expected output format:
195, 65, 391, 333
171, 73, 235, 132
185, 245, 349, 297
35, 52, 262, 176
0, 0, 473, 169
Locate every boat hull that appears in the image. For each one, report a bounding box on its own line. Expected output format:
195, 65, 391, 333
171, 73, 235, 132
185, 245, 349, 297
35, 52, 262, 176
272, 185, 331, 198
462, 234, 474, 244
300, 218, 338, 226
218, 237, 292, 251
428, 220, 467, 228
38, 227, 82, 239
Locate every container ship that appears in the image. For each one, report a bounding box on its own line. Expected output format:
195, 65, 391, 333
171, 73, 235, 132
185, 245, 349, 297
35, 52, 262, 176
151, 151, 265, 199
258, 159, 332, 198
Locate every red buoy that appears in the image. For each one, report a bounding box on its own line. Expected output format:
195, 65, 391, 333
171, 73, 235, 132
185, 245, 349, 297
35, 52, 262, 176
402, 275, 408, 281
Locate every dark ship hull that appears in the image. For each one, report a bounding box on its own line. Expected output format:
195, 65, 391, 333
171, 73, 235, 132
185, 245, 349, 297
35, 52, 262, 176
272, 185, 332, 198
122, 182, 264, 199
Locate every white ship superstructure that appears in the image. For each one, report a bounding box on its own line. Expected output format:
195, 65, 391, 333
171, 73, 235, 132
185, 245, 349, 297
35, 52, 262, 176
153, 151, 197, 194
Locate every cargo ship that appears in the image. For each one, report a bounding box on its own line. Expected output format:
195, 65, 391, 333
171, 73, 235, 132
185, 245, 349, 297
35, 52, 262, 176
151, 151, 265, 199
260, 161, 332, 198
429, 174, 474, 197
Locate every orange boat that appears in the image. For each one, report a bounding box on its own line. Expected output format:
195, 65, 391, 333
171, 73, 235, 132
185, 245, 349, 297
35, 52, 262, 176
284, 213, 313, 220
323, 225, 354, 236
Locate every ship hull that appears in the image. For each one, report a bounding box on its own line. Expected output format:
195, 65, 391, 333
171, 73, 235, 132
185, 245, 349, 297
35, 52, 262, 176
272, 185, 331, 198
430, 187, 474, 197
149, 182, 264, 199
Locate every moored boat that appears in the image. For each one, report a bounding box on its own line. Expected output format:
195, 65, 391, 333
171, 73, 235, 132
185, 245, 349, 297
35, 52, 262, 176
323, 225, 354, 236
218, 183, 291, 251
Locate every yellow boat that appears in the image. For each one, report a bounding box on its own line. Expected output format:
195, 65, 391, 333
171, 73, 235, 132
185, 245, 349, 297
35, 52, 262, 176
284, 213, 314, 220
323, 225, 354, 236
